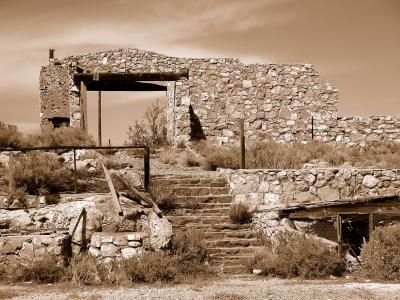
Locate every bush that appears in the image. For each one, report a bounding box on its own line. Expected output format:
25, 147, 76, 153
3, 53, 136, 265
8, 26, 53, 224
123, 251, 180, 283
170, 229, 208, 264
159, 147, 178, 165
126, 100, 168, 148
181, 150, 202, 167
0, 122, 23, 148
3, 256, 65, 283
24, 126, 95, 147
10, 152, 72, 195
229, 202, 253, 224
359, 225, 400, 280
149, 181, 177, 212
195, 141, 240, 171
67, 254, 109, 285
250, 231, 345, 278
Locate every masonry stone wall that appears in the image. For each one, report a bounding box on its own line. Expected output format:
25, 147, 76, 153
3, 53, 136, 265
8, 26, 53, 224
39, 48, 400, 146
0, 233, 70, 265
220, 168, 400, 208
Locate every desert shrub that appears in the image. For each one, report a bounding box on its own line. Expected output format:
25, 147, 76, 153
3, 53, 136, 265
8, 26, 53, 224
229, 202, 253, 224
359, 225, 400, 280
4, 256, 65, 283
123, 251, 180, 283
181, 150, 202, 167
126, 100, 168, 148
170, 229, 208, 264
195, 141, 240, 170
250, 231, 345, 278
0, 122, 23, 148
79, 150, 98, 160
67, 254, 109, 285
8, 187, 28, 207
159, 147, 178, 165
10, 152, 72, 195
24, 126, 95, 148
102, 157, 125, 170
149, 181, 177, 212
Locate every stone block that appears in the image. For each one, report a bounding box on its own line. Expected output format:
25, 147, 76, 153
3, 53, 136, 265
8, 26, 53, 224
100, 244, 119, 257
362, 175, 379, 188
121, 247, 137, 259
127, 233, 142, 241
128, 241, 141, 248
318, 186, 340, 202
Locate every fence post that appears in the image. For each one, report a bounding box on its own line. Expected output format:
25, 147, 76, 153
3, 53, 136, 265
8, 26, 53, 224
240, 119, 246, 169
144, 147, 150, 191
81, 208, 87, 251
311, 116, 315, 140
73, 148, 77, 193
8, 153, 15, 194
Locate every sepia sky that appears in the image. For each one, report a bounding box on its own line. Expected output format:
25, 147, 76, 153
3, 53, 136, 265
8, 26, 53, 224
0, 0, 399, 144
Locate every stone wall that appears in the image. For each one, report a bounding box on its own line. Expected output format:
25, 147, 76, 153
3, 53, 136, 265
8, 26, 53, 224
39, 48, 400, 146
89, 232, 145, 261
0, 233, 70, 265
220, 168, 400, 208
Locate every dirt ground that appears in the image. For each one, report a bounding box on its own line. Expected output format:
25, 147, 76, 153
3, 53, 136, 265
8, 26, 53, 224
1, 276, 400, 300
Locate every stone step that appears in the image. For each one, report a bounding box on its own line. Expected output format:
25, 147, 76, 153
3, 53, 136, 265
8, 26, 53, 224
206, 238, 261, 248
203, 230, 259, 239
175, 195, 232, 204
207, 246, 262, 256
167, 207, 230, 216
172, 223, 251, 231
173, 187, 230, 197
167, 216, 230, 226
175, 202, 231, 209
220, 265, 248, 274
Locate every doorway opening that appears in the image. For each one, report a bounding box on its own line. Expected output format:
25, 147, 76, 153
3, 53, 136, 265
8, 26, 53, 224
339, 213, 370, 256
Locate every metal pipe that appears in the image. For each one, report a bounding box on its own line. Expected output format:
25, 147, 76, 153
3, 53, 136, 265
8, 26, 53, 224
98, 91, 102, 146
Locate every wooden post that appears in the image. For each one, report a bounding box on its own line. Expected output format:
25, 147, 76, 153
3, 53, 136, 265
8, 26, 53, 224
80, 81, 88, 133
8, 154, 15, 194
49, 49, 54, 61
336, 214, 342, 253
101, 161, 123, 216
311, 116, 314, 140
144, 147, 150, 191
240, 119, 245, 169
369, 213, 374, 239
73, 149, 77, 193
98, 91, 102, 146
81, 208, 87, 251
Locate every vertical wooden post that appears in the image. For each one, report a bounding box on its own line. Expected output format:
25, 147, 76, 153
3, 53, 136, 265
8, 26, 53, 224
98, 91, 102, 146
81, 208, 87, 251
144, 147, 150, 191
311, 116, 314, 140
240, 119, 245, 169
336, 214, 342, 253
73, 149, 77, 193
8, 154, 15, 194
369, 213, 374, 239
80, 81, 88, 133
49, 49, 54, 61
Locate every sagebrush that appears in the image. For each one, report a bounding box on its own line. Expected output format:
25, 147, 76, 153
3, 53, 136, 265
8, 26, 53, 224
229, 202, 253, 224
359, 225, 400, 280
248, 230, 345, 278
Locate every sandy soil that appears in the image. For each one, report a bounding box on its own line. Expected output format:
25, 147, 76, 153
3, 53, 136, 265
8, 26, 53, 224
1, 276, 400, 300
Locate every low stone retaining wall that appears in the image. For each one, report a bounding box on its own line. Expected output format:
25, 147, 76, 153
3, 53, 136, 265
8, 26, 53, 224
88, 232, 146, 261
220, 168, 400, 208
0, 232, 70, 264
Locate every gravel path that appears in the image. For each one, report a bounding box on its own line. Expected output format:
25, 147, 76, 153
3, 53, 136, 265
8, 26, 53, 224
1, 277, 400, 300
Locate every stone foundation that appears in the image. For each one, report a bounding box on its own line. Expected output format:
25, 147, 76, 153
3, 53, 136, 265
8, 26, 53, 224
88, 232, 146, 260
0, 233, 70, 265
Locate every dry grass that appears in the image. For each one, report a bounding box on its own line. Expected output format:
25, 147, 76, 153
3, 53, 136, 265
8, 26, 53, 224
149, 181, 177, 212
209, 293, 246, 300
229, 202, 253, 224
181, 150, 202, 167
248, 230, 345, 279
0, 121, 23, 148
195, 140, 400, 170
159, 147, 179, 165
359, 224, 400, 280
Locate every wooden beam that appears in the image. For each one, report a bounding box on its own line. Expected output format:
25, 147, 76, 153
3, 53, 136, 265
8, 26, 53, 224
84, 81, 167, 91
101, 161, 123, 216
336, 214, 342, 253
79, 81, 88, 132
74, 70, 189, 83
240, 119, 245, 169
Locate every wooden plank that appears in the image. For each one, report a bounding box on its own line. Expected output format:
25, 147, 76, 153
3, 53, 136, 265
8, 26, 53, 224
336, 214, 342, 253
84, 81, 167, 91
101, 161, 123, 216
113, 174, 162, 217
79, 81, 88, 132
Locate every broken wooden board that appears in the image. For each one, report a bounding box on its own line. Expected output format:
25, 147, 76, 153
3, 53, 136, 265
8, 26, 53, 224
113, 174, 163, 217
101, 161, 123, 216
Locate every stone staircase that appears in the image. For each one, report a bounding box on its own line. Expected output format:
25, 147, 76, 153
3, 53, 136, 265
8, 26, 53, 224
152, 175, 262, 274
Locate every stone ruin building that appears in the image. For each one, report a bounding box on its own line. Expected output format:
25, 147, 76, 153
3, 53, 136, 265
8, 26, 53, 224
40, 48, 400, 147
